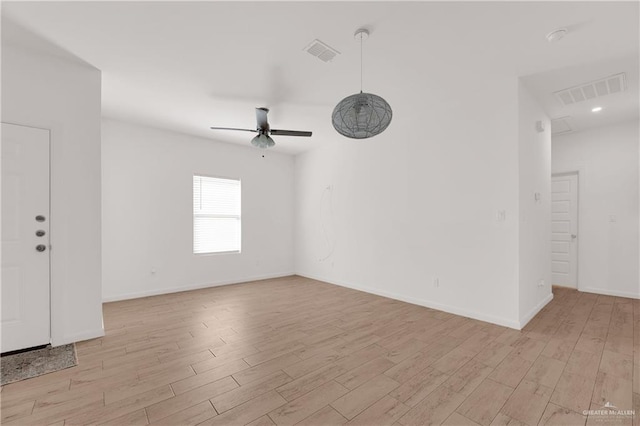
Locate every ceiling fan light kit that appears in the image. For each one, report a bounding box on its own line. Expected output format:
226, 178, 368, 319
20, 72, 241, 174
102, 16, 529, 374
251, 133, 275, 149
332, 28, 392, 139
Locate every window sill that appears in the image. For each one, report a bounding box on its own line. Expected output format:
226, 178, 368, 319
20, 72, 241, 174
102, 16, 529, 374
194, 250, 241, 256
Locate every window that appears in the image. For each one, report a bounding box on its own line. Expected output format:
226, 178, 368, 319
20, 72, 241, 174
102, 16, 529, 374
193, 175, 241, 254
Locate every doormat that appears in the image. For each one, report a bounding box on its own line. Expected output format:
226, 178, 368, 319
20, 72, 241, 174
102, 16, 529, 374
1, 344, 77, 385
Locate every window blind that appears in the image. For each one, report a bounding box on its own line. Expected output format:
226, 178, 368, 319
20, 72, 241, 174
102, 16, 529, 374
193, 175, 241, 254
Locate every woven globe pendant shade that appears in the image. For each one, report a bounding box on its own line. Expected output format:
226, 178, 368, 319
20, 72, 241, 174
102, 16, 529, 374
332, 92, 392, 139
332, 28, 392, 139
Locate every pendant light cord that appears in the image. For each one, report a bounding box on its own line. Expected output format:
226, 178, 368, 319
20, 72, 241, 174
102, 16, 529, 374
360, 32, 363, 93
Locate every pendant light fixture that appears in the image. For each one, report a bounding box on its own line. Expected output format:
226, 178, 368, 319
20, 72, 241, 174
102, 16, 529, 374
332, 28, 392, 139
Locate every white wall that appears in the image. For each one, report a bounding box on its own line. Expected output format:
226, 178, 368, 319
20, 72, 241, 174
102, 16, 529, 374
552, 120, 640, 299
1, 45, 104, 345
294, 76, 522, 328
101, 119, 294, 301
518, 83, 553, 325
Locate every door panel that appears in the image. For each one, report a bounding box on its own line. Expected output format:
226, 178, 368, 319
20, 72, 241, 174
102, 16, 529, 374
551, 173, 578, 289
1, 123, 51, 352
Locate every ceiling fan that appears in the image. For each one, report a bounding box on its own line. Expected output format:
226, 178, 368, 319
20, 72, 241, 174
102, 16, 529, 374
210, 107, 312, 149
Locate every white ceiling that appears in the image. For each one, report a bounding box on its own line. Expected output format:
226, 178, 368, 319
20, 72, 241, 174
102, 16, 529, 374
3, 1, 639, 154
522, 56, 639, 135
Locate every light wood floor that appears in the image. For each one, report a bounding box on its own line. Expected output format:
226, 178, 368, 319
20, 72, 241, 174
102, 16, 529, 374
1, 276, 638, 425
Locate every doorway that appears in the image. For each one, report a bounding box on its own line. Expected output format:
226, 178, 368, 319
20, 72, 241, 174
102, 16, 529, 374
551, 172, 579, 289
1, 123, 51, 352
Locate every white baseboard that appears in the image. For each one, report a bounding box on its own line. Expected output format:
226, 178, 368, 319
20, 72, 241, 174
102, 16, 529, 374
102, 272, 296, 303
297, 272, 521, 330
580, 286, 640, 300
53, 328, 105, 347
519, 293, 554, 329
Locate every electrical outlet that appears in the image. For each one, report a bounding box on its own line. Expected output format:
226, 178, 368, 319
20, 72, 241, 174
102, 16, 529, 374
433, 277, 439, 288
538, 279, 545, 287
496, 210, 506, 222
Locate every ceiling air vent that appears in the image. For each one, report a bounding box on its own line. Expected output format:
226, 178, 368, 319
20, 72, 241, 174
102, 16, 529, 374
554, 73, 627, 106
304, 39, 340, 63
551, 116, 574, 135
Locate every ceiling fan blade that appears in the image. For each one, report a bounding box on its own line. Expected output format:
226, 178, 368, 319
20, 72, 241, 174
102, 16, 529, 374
256, 107, 269, 131
210, 127, 257, 133
270, 129, 313, 137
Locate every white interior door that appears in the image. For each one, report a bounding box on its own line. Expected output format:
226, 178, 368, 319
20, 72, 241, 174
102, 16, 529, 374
1, 123, 51, 353
551, 173, 578, 289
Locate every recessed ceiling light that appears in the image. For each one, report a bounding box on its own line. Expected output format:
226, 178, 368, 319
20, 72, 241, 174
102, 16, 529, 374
591, 106, 603, 113
546, 28, 568, 43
